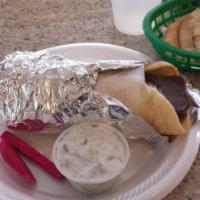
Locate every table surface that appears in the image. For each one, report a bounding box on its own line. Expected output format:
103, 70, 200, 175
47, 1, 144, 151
0, 0, 200, 199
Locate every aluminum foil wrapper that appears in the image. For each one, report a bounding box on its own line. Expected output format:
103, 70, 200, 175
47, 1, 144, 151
0, 51, 169, 145
187, 83, 200, 122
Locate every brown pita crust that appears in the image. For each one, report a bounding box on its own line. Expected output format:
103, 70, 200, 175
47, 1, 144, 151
164, 18, 183, 48
144, 61, 179, 76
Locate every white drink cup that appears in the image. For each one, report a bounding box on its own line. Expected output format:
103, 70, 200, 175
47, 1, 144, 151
111, 0, 161, 35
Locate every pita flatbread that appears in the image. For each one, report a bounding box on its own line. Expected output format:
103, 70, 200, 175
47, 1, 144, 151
179, 15, 196, 50
179, 8, 200, 51
188, 8, 200, 51
144, 61, 191, 132
193, 22, 200, 51
164, 18, 183, 48
95, 66, 187, 135
190, 7, 200, 18
164, 8, 200, 51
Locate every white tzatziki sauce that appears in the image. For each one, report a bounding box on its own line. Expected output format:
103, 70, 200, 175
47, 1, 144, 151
56, 122, 128, 182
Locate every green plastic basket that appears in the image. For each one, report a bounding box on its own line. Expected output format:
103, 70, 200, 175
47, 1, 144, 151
143, 0, 200, 71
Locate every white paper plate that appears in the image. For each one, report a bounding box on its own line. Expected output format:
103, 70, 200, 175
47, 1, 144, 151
0, 43, 199, 200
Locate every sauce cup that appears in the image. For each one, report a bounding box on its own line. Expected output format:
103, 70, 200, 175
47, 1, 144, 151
52, 122, 130, 193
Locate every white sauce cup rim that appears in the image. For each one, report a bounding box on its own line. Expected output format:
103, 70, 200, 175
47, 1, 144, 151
52, 121, 130, 184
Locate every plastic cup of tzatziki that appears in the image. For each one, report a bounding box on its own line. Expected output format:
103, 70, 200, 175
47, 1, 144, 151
53, 121, 130, 194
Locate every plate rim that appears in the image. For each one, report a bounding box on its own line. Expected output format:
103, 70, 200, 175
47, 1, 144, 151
125, 123, 200, 200
43, 42, 151, 60
0, 43, 199, 200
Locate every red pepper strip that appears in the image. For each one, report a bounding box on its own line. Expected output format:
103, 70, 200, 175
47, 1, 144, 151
8, 122, 30, 131
8, 119, 47, 132
1, 131, 64, 180
0, 138, 36, 182
23, 119, 47, 131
